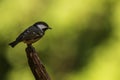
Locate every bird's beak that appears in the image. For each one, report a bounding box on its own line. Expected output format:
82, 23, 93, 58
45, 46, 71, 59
48, 27, 52, 29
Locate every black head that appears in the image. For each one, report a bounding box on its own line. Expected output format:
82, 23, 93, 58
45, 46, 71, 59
34, 21, 51, 32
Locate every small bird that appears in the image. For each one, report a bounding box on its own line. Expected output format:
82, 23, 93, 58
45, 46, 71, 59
9, 21, 51, 48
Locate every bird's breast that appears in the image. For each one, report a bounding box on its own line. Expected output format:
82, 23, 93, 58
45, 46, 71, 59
23, 38, 40, 44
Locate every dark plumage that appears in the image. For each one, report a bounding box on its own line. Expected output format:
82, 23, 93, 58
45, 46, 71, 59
9, 21, 51, 47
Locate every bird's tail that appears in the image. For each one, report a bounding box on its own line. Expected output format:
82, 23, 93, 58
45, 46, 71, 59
9, 41, 19, 48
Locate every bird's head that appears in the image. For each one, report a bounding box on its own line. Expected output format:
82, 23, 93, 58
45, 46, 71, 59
34, 21, 52, 32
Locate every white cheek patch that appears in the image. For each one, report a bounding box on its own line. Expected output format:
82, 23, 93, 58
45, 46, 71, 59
37, 24, 47, 32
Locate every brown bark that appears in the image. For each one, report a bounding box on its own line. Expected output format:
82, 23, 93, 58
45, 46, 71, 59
25, 45, 51, 80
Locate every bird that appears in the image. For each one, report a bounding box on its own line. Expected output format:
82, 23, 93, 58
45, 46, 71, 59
9, 21, 51, 48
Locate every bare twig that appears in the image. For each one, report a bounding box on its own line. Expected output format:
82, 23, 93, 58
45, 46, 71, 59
25, 45, 51, 80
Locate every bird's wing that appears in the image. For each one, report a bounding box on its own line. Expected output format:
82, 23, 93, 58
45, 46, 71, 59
16, 26, 42, 41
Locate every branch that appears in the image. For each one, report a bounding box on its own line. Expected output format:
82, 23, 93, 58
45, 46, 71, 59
25, 45, 51, 80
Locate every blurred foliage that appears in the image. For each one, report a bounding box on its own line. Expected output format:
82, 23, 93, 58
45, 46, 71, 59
0, 0, 120, 80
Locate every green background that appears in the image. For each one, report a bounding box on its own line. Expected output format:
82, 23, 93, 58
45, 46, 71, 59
0, 0, 120, 80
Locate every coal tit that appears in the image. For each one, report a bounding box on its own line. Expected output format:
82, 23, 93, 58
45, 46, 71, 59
9, 21, 51, 47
